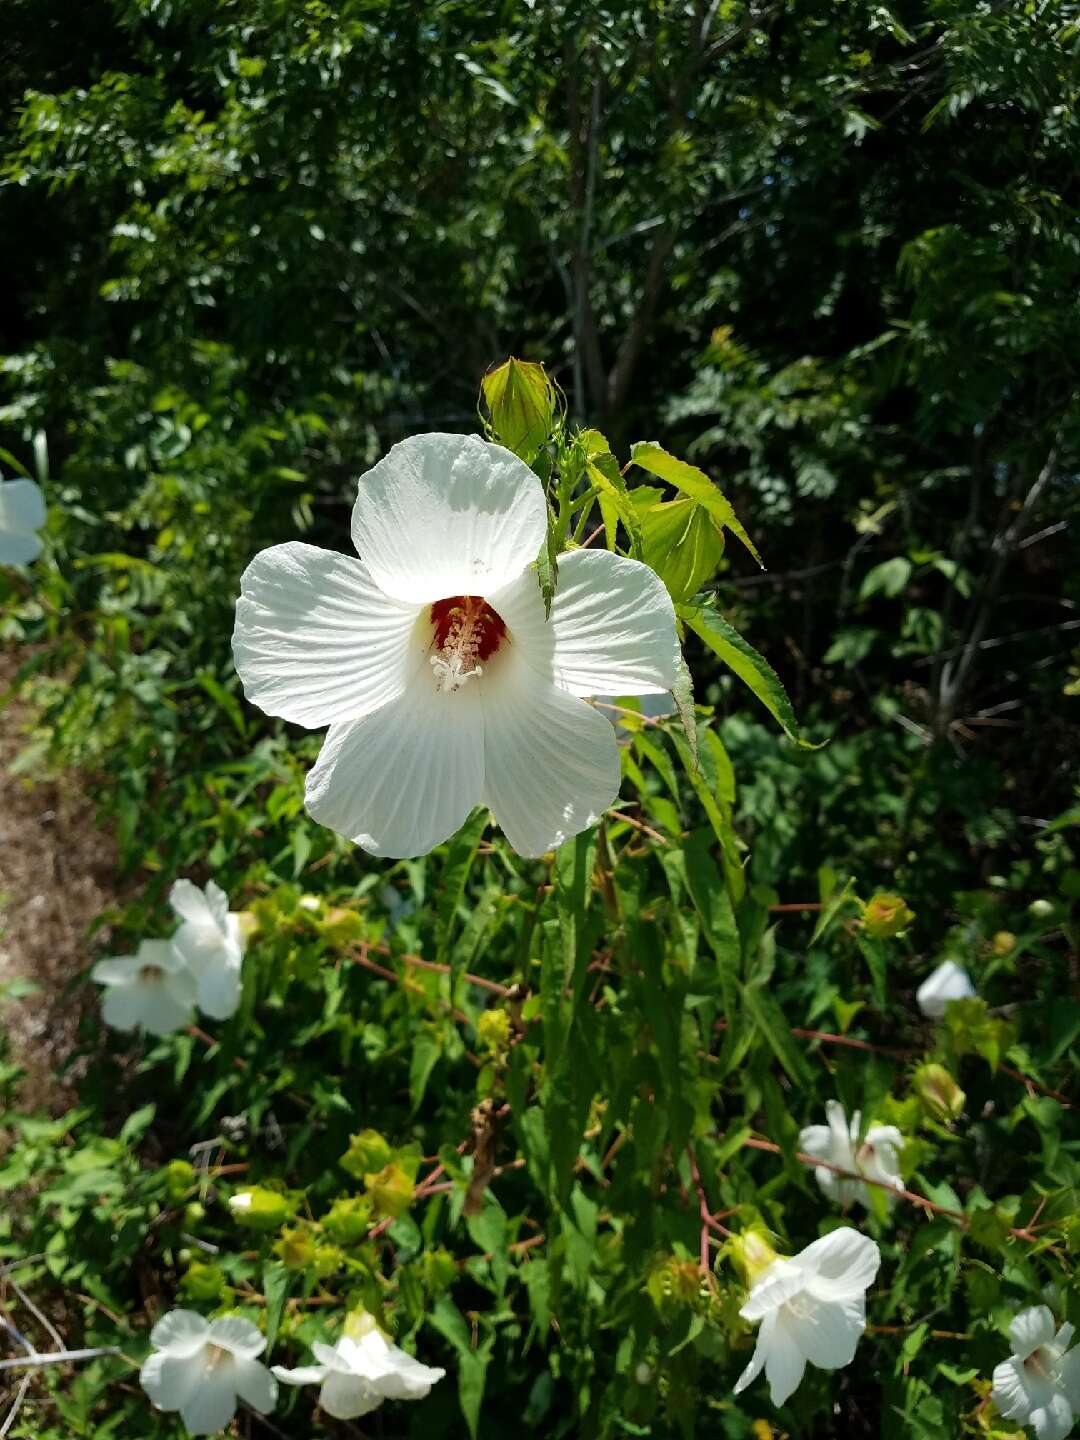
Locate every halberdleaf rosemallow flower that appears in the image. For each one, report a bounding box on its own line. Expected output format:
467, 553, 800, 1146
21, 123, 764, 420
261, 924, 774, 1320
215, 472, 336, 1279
798, 1100, 904, 1210
992, 1306, 1080, 1440
733, 1227, 881, 1408
273, 1314, 444, 1419
916, 958, 976, 1018
140, 1310, 278, 1435
0, 475, 46, 565
170, 879, 246, 1021
91, 939, 196, 1037
232, 433, 681, 858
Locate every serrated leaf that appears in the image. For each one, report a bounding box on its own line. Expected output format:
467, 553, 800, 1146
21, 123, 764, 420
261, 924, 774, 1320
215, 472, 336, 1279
629, 441, 762, 567
678, 602, 817, 748
436, 807, 488, 966
576, 429, 643, 558
670, 654, 697, 767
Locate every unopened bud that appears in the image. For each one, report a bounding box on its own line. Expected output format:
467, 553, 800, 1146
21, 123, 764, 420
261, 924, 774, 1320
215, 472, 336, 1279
861, 892, 915, 940
991, 931, 1016, 957
728, 1227, 779, 1285
1028, 899, 1054, 919
913, 1062, 965, 1122
228, 1187, 296, 1231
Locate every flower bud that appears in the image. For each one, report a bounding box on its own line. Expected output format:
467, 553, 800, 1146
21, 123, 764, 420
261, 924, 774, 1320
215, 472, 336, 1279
477, 1008, 512, 1054
861, 892, 915, 939
727, 1227, 779, 1286
340, 1129, 392, 1180
1028, 899, 1054, 919
164, 1159, 196, 1202
322, 1194, 372, 1246
991, 931, 1016, 956
228, 1186, 296, 1231
481, 358, 557, 462
365, 1162, 415, 1219
180, 1261, 226, 1301
274, 1227, 315, 1271
634, 1361, 653, 1386
913, 1062, 965, 1122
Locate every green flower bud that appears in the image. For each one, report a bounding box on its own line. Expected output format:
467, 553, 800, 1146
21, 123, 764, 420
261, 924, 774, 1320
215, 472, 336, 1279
340, 1129, 392, 1180
227, 1187, 297, 1231
274, 1227, 316, 1271
913, 1062, 966, 1122
180, 1261, 226, 1302
421, 1247, 458, 1293
322, 1195, 373, 1246
727, 1227, 779, 1286
312, 1245, 345, 1278
365, 1162, 415, 1219
991, 930, 1016, 957
164, 1159, 196, 1202
481, 358, 557, 462
477, 1008, 512, 1054
861, 892, 915, 939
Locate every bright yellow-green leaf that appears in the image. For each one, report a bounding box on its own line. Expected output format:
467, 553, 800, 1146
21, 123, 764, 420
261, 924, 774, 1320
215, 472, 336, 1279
630, 441, 763, 567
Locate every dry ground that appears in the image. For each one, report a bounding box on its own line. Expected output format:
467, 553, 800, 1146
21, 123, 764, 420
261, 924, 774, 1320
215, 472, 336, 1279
0, 651, 120, 1110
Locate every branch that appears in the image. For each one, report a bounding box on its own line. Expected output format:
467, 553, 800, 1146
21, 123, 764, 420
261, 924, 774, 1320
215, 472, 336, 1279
0, 1347, 120, 1372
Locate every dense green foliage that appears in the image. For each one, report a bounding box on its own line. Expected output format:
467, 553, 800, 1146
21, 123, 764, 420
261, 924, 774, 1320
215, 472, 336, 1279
1, 2, 1078, 1437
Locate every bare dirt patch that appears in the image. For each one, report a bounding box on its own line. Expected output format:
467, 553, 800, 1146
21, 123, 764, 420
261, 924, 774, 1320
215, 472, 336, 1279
0, 651, 121, 1111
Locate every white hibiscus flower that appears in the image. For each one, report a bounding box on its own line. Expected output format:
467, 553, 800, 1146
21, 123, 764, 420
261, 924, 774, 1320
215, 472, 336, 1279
916, 958, 976, 1018
273, 1322, 445, 1419
733, 1227, 881, 1408
91, 939, 196, 1037
170, 879, 246, 1021
992, 1306, 1080, 1440
798, 1100, 904, 1210
0, 476, 46, 566
139, 1310, 278, 1436
232, 433, 681, 859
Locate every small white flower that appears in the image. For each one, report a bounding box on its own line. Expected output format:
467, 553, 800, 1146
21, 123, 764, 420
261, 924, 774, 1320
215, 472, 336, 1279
273, 1325, 445, 1419
232, 432, 681, 858
733, 1227, 881, 1408
0, 476, 46, 565
916, 959, 976, 1018
798, 1100, 904, 1210
170, 879, 246, 1021
140, 1310, 278, 1436
92, 939, 196, 1037
992, 1306, 1080, 1440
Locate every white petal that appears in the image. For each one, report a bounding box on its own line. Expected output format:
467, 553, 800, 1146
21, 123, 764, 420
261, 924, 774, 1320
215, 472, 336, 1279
351, 434, 548, 605
1031, 1391, 1076, 1440
488, 549, 680, 698
740, 1260, 808, 1322
481, 650, 620, 857
0, 478, 46, 532
0, 529, 43, 564
203, 880, 231, 931
149, 1310, 210, 1356
782, 1295, 865, 1370
273, 1364, 329, 1387
170, 879, 215, 930
138, 979, 194, 1037
312, 1340, 355, 1373
992, 1358, 1036, 1421
208, 1316, 266, 1358
179, 1367, 239, 1436
763, 1311, 808, 1407
139, 937, 190, 976
798, 1125, 832, 1160
92, 956, 141, 987
916, 959, 975, 1017
1010, 1307, 1058, 1360
234, 542, 424, 727
320, 1370, 384, 1419
231, 1356, 278, 1413
732, 1333, 767, 1396
141, 1352, 200, 1412
800, 1228, 881, 1302
305, 665, 484, 858
196, 961, 242, 1021
100, 983, 149, 1034
1058, 1346, 1080, 1409
370, 1339, 445, 1399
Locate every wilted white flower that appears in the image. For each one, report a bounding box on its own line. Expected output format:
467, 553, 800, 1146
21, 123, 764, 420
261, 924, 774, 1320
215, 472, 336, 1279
916, 958, 976, 1018
232, 433, 680, 859
170, 879, 246, 1020
92, 939, 196, 1037
273, 1320, 444, 1419
140, 1310, 277, 1435
733, 1227, 881, 1408
798, 1100, 904, 1210
992, 1306, 1080, 1440
0, 476, 46, 565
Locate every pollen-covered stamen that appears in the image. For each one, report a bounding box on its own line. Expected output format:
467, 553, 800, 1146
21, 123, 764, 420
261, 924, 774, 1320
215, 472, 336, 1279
428, 595, 507, 692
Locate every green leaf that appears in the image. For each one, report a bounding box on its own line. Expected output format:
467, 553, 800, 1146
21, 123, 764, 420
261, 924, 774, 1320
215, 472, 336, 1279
629, 441, 762, 567
262, 1262, 289, 1349
678, 602, 817, 747
669, 655, 698, 768
409, 1030, 441, 1114
429, 1297, 493, 1439
739, 982, 811, 1086
535, 521, 558, 619
859, 556, 913, 601
437, 808, 489, 966
577, 430, 643, 558
639, 496, 726, 602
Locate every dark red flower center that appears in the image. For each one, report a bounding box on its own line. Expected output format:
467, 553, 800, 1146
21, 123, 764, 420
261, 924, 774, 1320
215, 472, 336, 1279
429, 596, 507, 662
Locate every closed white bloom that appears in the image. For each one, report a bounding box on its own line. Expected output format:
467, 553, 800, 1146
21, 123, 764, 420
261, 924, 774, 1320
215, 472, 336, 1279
916, 958, 976, 1018
92, 939, 196, 1037
232, 433, 681, 859
733, 1227, 881, 1408
798, 1100, 904, 1210
273, 1325, 445, 1419
0, 476, 46, 565
140, 1310, 278, 1435
170, 879, 246, 1020
992, 1306, 1080, 1440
